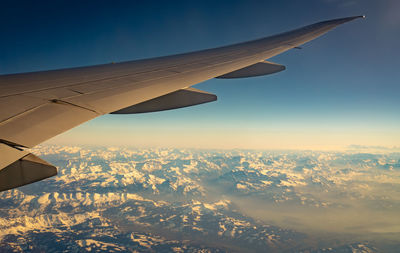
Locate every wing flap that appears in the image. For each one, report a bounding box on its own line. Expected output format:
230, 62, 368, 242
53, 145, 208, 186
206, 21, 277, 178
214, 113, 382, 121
111, 87, 217, 114
216, 61, 285, 79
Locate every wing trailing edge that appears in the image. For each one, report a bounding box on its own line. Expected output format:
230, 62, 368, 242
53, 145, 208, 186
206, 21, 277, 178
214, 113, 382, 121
111, 87, 217, 114
216, 61, 285, 79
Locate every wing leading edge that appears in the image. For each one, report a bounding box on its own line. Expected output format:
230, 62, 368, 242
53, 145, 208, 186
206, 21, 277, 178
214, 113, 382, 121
0, 16, 365, 192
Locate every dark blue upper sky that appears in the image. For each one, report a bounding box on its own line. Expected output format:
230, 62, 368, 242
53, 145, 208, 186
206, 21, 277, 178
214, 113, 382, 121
1, 0, 399, 149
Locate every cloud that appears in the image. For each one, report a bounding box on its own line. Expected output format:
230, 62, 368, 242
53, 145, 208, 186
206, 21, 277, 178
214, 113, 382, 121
347, 144, 400, 152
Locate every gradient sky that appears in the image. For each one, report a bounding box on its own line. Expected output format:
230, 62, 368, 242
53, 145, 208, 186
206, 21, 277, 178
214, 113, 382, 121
1, 0, 399, 149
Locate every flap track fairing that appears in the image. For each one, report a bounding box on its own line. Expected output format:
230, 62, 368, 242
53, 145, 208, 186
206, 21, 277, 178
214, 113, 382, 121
0, 153, 57, 192
216, 61, 285, 79
111, 87, 217, 114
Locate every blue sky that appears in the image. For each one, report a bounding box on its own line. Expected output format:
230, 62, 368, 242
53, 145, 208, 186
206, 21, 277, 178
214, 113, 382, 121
1, 0, 399, 149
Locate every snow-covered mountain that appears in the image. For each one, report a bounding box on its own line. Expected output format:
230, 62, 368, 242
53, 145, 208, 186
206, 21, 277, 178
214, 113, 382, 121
1, 145, 399, 252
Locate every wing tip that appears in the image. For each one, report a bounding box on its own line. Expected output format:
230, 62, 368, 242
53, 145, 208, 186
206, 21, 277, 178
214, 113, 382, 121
337, 15, 366, 23
342, 15, 366, 22
317, 15, 366, 27
353, 15, 366, 20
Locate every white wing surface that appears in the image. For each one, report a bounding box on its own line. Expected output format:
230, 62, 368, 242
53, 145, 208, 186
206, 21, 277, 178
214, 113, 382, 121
0, 16, 364, 191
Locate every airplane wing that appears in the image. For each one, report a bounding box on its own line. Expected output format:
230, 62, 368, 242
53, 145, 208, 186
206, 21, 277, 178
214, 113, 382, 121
0, 16, 364, 191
